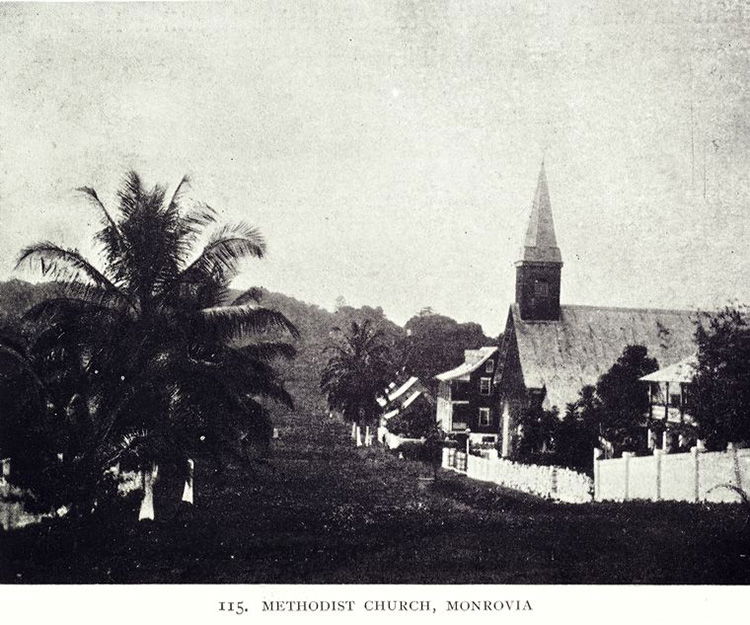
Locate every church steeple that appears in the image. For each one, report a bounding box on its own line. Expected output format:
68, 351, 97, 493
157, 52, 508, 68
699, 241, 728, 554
519, 161, 562, 263
515, 161, 563, 321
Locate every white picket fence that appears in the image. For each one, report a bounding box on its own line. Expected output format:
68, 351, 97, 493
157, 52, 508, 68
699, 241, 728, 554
595, 446, 750, 503
442, 448, 593, 503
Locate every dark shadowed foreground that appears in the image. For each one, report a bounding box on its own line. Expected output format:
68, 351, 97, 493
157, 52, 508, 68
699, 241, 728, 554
1, 411, 749, 584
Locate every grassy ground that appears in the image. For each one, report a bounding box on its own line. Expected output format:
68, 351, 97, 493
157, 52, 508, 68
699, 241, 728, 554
1, 410, 749, 583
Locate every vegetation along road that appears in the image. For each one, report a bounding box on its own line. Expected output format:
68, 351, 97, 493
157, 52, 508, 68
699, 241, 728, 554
2, 409, 749, 584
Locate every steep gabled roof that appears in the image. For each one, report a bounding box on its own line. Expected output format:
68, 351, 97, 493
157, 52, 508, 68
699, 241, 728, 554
436, 346, 498, 382
508, 304, 703, 410
518, 162, 562, 264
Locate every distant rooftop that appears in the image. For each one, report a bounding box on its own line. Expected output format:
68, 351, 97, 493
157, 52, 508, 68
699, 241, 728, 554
436, 346, 498, 382
640, 355, 698, 384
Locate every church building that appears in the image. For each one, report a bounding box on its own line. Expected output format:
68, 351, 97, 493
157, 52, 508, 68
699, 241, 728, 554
493, 163, 701, 458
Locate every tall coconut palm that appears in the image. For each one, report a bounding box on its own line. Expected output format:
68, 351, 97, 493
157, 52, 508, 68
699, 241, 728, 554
320, 319, 393, 444
15, 171, 298, 520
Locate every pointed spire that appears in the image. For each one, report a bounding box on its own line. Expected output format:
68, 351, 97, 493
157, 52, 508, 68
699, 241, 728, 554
518, 161, 562, 264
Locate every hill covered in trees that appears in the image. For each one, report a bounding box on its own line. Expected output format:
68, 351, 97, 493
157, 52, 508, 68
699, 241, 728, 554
0, 280, 498, 416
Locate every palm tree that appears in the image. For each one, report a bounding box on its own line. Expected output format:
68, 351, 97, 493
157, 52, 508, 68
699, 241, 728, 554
15, 171, 298, 520
320, 319, 392, 445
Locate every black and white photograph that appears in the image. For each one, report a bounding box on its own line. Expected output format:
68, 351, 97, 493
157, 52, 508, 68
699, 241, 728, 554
0, 1, 749, 620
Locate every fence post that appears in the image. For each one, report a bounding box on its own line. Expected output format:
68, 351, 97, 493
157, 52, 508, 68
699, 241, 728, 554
593, 448, 602, 502
551, 466, 558, 498
622, 452, 634, 501
690, 446, 701, 502
653, 448, 663, 501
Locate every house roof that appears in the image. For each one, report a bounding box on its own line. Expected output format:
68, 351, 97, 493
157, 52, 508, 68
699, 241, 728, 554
518, 161, 562, 264
508, 303, 703, 410
640, 355, 698, 384
436, 346, 498, 382
387, 376, 419, 402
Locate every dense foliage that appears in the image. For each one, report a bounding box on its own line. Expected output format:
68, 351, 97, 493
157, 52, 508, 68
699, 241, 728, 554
692, 306, 750, 449
518, 345, 659, 471
398, 309, 498, 391
385, 405, 434, 439
320, 319, 395, 429
1, 172, 298, 518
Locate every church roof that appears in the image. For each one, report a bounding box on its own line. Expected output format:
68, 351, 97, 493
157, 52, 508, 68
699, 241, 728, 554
518, 162, 563, 264
507, 304, 704, 411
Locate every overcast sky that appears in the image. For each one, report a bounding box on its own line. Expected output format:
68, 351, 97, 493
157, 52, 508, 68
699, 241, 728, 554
1, 1, 748, 335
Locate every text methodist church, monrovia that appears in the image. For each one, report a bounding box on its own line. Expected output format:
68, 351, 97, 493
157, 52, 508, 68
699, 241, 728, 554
484, 163, 702, 457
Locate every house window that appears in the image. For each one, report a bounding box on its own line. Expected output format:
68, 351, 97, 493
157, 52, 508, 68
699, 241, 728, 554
479, 377, 491, 396
485, 359, 494, 373
479, 408, 490, 426
670, 393, 681, 408
534, 279, 549, 297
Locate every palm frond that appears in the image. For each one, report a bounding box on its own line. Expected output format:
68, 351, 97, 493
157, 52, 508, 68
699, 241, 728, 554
231, 287, 265, 306
167, 175, 190, 210
117, 170, 144, 219
182, 202, 218, 229
22, 297, 121, 325
198, 304, 300, 341
181, 223, 266, 282
77, 186, 125, 251
237, 341, 297, 362
16, 242, 120, 294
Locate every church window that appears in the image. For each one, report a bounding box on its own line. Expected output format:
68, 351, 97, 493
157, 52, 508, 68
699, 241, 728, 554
485, 359, 494, 373
534, 279, 549, 297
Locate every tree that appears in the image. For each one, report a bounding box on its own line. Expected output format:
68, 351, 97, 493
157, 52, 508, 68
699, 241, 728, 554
559, 345, 658, 466
398, 312, 497, 391
320, 319, 393, 436
692, 305, 750, 449
516, 404, 560, 459
557, 386, 602, 472
385, 405, 434, 439
10, 172, 298, 520
595, 345, 658, 453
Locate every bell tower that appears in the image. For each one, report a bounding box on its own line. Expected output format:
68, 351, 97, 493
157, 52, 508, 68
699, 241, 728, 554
515, 162, 563, 321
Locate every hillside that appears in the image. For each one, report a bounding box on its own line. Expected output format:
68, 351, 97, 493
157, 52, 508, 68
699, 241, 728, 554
0, 280, 496, 417
231, 288, 405, 415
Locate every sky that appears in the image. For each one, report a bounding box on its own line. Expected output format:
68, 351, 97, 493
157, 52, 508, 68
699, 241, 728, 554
0, 1, 748, 336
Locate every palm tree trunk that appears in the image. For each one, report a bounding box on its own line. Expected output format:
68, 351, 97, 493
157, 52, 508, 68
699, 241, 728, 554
138, 462, 158, 521
181, 458, 194, 505
355, 424, 362, 447
365, 425, 371, 447
351, 422, 357, 440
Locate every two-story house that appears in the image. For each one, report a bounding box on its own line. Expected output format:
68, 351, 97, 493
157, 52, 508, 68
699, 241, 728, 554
435, 346, 499, 448
640, 355, 699, 452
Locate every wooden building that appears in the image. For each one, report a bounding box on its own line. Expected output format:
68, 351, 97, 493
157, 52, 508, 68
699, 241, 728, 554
435, 346, 499, 448
377, 376, 434, 433
493, 163, 701, 458
640, 356, 699, 452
